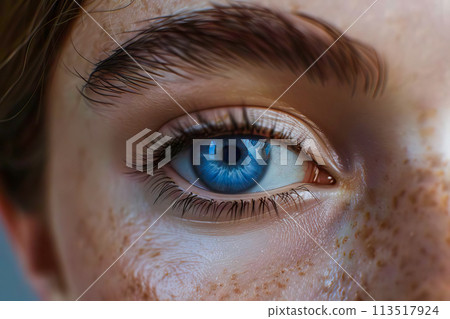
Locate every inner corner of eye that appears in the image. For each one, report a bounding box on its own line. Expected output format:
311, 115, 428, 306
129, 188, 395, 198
304, 161, 337, 185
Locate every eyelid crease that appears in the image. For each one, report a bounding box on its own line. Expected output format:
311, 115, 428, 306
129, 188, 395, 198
79, 3, 385, 105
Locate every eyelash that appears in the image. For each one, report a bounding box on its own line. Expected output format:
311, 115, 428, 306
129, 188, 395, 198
128, 108, 320, 221
145, 170, 316, 221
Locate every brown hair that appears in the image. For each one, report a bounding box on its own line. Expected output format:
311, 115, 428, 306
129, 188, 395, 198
0, 0, 81, 210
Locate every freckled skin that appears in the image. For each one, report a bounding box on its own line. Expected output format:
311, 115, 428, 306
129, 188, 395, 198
41, 0, 450, 300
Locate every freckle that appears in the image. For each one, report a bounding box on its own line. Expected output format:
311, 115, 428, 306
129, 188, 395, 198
376, 260, 385, 267
298, 271, 305, 276
351, 221, 358, 229
151, 251, 160, 258
349, 250, 355, 259
410, 282, 419, 291
418, 108, 437, 124
360, 226, 373, 239
219, 294, 230, 300
379, 220, 390, 230
335, 238, 340, 248
277, 282, 286, 289
408, 193, 417, 204
233, 288, 241, 294
441, 194, 449, 209
231, 274, 237, 281
420, 127, 435, 139
364, 212, 371, 221
342, 236, 348, 244
423, 195, 438, 207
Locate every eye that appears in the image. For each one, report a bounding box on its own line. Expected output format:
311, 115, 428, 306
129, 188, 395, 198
170, 134, 334, 194
141, 106, 337, 221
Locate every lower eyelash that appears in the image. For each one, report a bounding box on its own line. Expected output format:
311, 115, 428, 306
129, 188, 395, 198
142, 170, 317, 221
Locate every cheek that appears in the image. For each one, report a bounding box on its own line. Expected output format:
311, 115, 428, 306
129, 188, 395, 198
335, 153, 450, 300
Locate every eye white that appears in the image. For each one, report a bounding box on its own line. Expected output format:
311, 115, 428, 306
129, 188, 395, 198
170, 144, 308, 193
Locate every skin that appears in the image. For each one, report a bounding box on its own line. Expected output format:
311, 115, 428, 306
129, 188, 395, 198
2, 0, 450, 300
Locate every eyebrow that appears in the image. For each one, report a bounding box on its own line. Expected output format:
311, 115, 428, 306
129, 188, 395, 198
81, 3, 385, 103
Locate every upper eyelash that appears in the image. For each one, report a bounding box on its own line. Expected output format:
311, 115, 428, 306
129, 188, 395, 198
138, 108, 307, 172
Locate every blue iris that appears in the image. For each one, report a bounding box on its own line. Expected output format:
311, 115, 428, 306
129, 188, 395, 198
193, 135, 270, 194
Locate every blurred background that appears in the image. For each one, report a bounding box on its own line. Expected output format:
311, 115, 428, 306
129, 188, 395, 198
0, 223, 37, 300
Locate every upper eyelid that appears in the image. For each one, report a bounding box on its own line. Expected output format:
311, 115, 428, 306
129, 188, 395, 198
143, 107, 332, 172
79, 3, 386, 105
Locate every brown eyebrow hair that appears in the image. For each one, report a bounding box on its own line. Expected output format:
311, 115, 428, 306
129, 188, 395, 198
81, 3, 385, 104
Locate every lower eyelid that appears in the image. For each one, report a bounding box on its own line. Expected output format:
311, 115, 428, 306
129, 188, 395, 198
142, 167, 335, 222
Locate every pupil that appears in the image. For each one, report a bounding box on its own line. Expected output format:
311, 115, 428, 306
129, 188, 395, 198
222, 143, 243, 165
